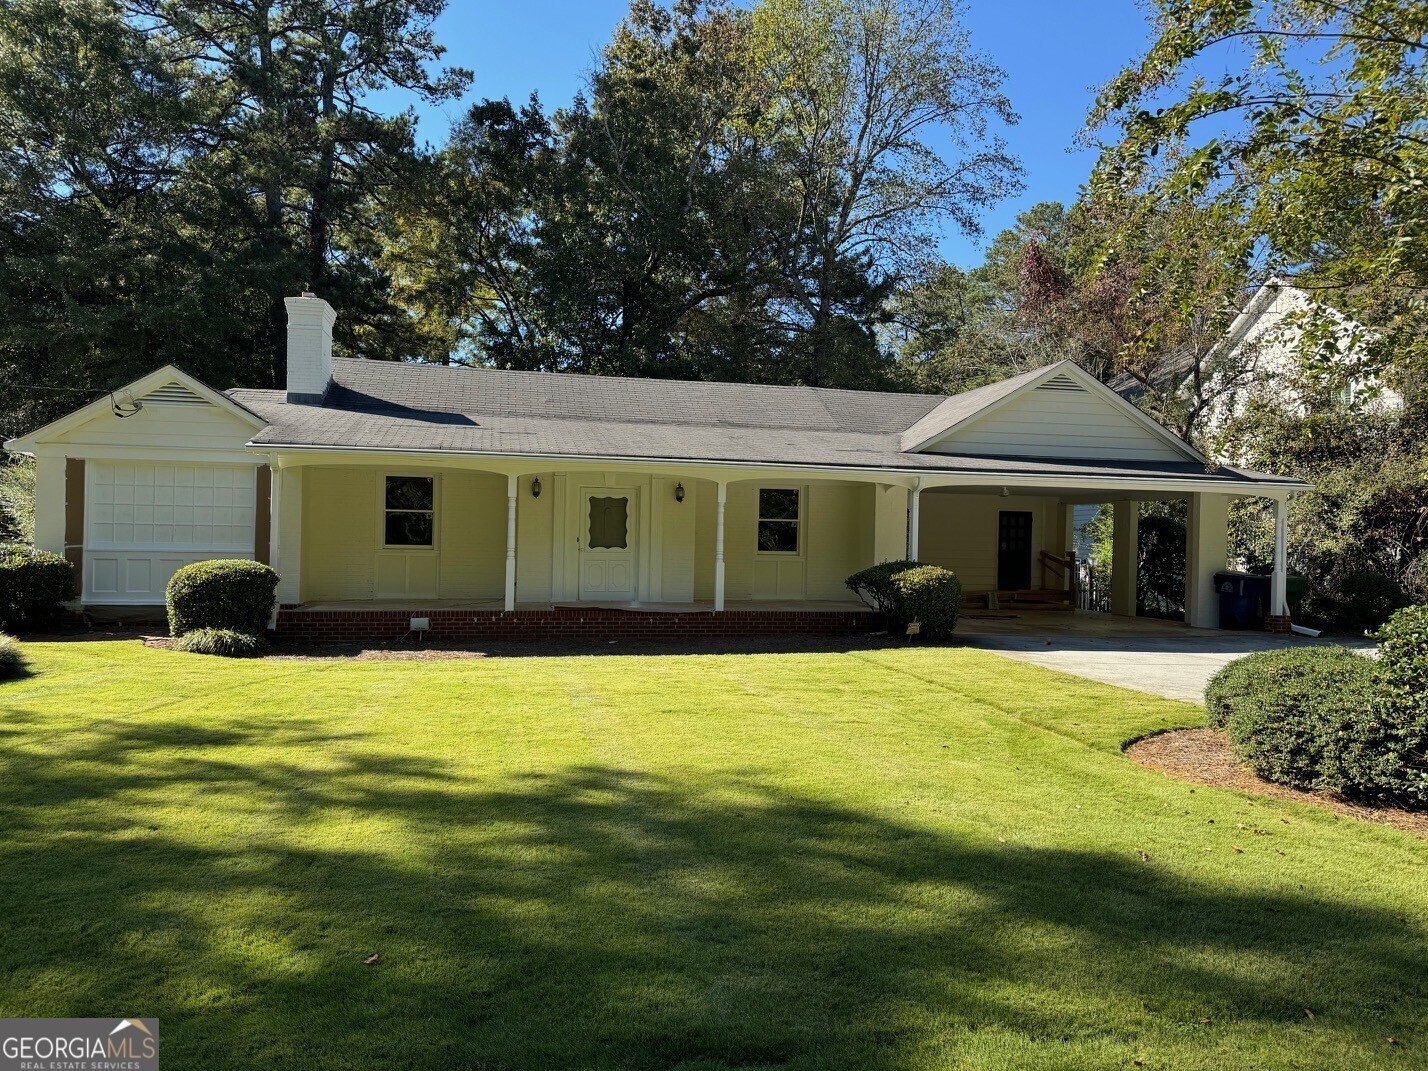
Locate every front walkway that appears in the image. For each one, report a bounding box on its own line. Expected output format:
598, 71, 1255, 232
958, 610, 1369, 702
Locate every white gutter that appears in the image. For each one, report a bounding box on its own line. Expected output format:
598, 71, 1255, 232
247, 440, 1309, 496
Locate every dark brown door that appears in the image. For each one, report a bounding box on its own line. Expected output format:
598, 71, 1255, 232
997, 511, 1034, 590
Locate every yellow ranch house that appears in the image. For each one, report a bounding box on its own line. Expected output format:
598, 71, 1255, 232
5, 293, 1306, 641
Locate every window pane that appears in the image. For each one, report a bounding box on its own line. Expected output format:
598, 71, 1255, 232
588, 496, 628, 549
759, 488, 799, 520
386, 476, 433, 511
386, 511, 433, 547
758, 520, 798, 553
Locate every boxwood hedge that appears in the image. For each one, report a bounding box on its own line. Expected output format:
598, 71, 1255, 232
0, 543, 76, 630
1206, 605, 1428, 804
167, 559, 278, 638
847, 560, 963, 640
891, 565, 963, 641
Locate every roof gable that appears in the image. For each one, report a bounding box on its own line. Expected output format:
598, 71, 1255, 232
4, 366, 266, 454
902, 361, 1204, 464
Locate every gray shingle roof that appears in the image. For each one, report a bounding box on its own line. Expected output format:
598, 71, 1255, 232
227, 357, 1303, 488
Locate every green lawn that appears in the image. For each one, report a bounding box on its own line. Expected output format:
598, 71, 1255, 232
2, 639, 1425, 1070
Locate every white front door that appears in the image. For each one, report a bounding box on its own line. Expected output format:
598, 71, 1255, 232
578, 488, 637, 601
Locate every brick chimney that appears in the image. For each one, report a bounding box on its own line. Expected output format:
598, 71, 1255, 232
284, 292, 337, 404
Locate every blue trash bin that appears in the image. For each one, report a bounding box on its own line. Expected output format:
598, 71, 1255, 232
1215, 571, 1268, 629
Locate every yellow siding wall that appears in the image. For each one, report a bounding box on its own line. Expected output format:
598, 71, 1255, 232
805, 481, 872, 599
917, 492, 1063, 592
302, 467, 378, 599
440, 471, 508, 598
693, 480, 878, 602
301, 467, 507, 601
657, 477, 696, 602
516, 474, 553, 601
298, 469, 1052, 605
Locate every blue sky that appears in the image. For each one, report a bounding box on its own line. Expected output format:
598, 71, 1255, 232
386, 0, 1158, 268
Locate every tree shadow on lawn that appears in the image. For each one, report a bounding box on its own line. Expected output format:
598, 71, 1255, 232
0, 715, 1421, 1069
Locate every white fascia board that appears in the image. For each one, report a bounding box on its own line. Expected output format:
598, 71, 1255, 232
251, 442, 1306, 496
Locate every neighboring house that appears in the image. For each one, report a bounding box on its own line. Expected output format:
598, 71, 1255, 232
3, 294, 1307, 638
1111, 279, 1401, 450
1204, 278, 1402, 450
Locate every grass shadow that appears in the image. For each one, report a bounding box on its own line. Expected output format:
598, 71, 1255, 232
0, 715, 1422, 1068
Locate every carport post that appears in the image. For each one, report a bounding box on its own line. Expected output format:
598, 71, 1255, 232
1110, 500, 1139, 617
1185, 493, 1230, 629
1271, 496, 1289, 617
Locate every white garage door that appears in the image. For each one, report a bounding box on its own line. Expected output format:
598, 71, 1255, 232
84, 461, 259, 604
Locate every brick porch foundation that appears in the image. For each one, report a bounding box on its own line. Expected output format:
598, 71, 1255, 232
1264, 614, 1292, 633
276, 605, 884, 644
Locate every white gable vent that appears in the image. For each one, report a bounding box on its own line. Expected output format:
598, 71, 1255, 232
141, 382, 207, 406
1035, 372, 1086, 393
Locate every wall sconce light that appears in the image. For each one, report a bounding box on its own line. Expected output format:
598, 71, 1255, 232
531, 477, 542, 499
674, 482, 685, 503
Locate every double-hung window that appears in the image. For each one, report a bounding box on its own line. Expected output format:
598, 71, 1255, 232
384, 475, 435, 547
757, 488, 800, 553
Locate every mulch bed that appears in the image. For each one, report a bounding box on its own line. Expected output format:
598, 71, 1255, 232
1128, 728, 1428, 838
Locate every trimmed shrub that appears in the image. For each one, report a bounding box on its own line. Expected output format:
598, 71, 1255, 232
166, 559, 278, 638
174, 627, 268, 658
1348, 605, 1428, 805
1375, 604, 1428, 695
0, 633, 27, 679
1210, 617, 1428, 805
0, 543, 76, 630
1203, 652, 1278, 729
892, 565, 963, 641
846, 560, 919, 616
1218, 647, 1381, 792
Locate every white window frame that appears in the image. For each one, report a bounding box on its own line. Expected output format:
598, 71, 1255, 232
379, 472, 439, 553
755, 485, 803, 556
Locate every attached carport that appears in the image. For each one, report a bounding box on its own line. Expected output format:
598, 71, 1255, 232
906, 460, 1308, 631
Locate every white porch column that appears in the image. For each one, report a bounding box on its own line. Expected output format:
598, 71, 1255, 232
714, 482, 727, 612
270, 462, 303, 606
504, 475, 518, 611
1110, 500, 1139, 617
908, 480, 923, 561
1271, 495, 1289, 617
1185, 492, 1231, 629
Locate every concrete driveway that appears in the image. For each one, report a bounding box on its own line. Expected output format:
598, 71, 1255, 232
958, 611, 1370, 703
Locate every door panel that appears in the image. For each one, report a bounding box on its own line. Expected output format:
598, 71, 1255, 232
578, 490, 636, 600
997, 510, 1034, 591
